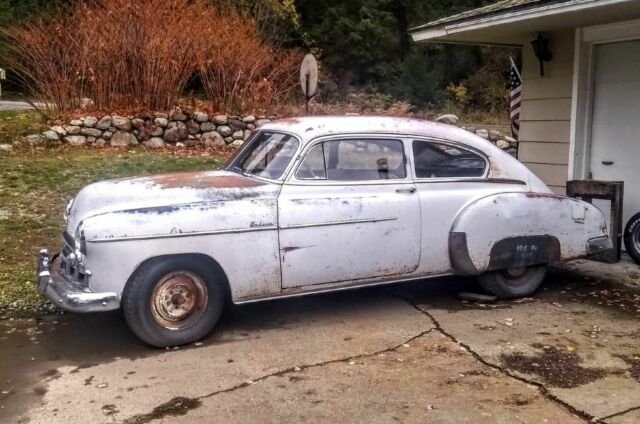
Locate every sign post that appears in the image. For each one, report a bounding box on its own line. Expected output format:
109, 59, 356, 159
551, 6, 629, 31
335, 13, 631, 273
0, 68, 6, 98
300, 54, 318, 114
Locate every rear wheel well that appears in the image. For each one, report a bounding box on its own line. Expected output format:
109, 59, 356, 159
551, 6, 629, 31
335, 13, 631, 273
127, 253, 231, 302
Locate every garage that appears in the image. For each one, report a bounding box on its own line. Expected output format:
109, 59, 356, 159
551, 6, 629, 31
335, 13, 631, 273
590, 39, 640, 228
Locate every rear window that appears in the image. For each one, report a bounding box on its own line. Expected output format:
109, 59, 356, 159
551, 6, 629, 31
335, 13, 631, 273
412, 140, 486, 179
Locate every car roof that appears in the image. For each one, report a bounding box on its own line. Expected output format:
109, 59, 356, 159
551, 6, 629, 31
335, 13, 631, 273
260, 115, 550, 192
261, 115, 493, 152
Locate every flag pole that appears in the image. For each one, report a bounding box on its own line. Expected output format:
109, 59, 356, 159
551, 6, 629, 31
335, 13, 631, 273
509, 56, 521, 80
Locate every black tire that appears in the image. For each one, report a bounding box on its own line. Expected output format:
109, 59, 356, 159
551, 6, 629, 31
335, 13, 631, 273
122, 256, 225, 348
478, 265, 547, 299
624, 212, 640, 264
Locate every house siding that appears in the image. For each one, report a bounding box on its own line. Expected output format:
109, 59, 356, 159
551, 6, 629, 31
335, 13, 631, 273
518, 29, 574, 195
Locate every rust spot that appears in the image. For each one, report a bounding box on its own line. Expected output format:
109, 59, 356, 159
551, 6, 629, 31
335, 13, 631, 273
524, 192, 565, 200
145, 172, 265, 189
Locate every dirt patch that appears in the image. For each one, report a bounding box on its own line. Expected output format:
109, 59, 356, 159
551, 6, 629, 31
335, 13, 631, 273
500, 346, 608, 388
614, 354, 640, 383
123, 396, 202, 424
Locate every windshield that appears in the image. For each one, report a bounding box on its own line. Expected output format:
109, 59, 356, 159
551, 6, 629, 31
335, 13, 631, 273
227, 131, 300, 180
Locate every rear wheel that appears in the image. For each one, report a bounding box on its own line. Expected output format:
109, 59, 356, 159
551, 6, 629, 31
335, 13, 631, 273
478, 265, 547, 299
122, 256, 225, 347
624, 212, 640, 264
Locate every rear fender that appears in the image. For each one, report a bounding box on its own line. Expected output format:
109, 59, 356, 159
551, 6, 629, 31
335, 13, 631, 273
448, 192, 609, 275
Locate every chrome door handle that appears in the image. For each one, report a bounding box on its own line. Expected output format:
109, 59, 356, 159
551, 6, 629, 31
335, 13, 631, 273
396, 187, 417, 194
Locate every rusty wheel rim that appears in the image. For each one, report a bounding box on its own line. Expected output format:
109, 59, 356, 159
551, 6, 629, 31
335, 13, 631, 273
151, 271, 208, 331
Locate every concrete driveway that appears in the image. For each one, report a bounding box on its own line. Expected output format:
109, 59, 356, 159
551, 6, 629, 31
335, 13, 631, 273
2, 259, 640, 424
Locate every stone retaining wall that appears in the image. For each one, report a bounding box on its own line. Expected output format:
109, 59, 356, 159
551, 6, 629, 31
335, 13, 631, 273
10, 111, 517, 157
26, 109, 276, 149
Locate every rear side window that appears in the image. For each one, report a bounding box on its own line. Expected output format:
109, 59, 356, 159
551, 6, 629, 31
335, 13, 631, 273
412, 140, 486, 179
296, 139, 406, 181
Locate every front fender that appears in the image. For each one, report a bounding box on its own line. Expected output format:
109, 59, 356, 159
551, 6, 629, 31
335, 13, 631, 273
448, 192, 609, 275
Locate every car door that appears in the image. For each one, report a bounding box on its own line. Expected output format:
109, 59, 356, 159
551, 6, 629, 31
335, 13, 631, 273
278, 137, 421, 288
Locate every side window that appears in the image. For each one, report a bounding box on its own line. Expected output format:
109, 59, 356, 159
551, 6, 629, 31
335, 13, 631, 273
296, 144, 327, 180
412, 140, 486, 179
296, 139, 406, 181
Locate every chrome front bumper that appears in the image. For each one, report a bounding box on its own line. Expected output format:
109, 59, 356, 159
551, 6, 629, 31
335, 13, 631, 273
36, 249, 120, 313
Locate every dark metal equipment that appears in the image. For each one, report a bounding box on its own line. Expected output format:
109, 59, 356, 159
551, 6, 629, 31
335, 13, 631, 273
567, 180, 624, 263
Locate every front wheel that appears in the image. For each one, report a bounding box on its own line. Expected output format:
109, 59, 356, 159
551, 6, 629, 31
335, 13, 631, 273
478, 265, 547, 299
122, 256, 225, 347
624, 212, 640, 264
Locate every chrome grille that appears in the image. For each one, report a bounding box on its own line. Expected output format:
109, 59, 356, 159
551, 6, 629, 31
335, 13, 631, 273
59, 232, 90, 288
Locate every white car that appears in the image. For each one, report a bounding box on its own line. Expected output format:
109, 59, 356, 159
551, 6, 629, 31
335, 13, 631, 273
37, 116, 611, 347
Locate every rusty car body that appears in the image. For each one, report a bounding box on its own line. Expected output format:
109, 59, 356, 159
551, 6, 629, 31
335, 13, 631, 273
36, 116, 612, 346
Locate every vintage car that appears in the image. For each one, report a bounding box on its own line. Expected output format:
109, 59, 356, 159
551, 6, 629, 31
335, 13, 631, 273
37, 116, 612, 347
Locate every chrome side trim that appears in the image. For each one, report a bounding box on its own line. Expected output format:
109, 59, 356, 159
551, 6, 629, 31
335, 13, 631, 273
281, 217, 397, 230
233, 272, 451, 305
87, 226, 277, 243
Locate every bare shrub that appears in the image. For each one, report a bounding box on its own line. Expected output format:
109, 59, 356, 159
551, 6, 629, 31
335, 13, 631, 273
3, 0, 299, 114
196, 9, 299, 114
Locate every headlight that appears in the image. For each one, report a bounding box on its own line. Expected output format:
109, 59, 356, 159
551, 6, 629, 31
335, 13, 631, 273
74, 224, 87, 256
64, 197, 75, 224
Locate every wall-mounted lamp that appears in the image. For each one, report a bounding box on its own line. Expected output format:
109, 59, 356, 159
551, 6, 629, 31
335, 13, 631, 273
531, 33, 552, 77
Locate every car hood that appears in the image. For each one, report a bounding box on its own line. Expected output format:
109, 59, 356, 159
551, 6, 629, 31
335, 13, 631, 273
66, 170, 278, 233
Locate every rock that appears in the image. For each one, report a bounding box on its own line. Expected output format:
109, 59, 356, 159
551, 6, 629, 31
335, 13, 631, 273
232, 131, 244, 140
435, 114, 459, 125
475, 129, 489, 139
193, 112, 209, 123
80, 128, 102, 138
112, 116, 132, 131
102, 131, 113, 140
201, 131, 225, 148
153, 117, 169, 128
231, 139, 244, 148
242, 115, 256, 123
131, 118, 145, 129
51, 125, 67, 136
496, 139, 511, 149
95, 138, 107, 148
86, 136, 96, 143
64, 135, 87, 146
186, 119, 200, 135
228, 118, 247, 129
175, 142, 185, 148
64, 125, 81, 135
83, 116, 98, 127
110, 131, 138, 147
164, 122, 188, 142
149, 126, 163, 137
217, 125, 233, 137
69, 119, 82, 126
507, 148, 518, 157
247, 123, 255, 130
96, 116, 112, 130
489, 130, 502, 141
0, 144, 12, 152
169, 108, 187, 121
243, 129, 252, 140
25, 134, 43, 145
144, 137, 165, 148
224, 137, 233, 144
256, 119, 271, 127
154, 112, 169, 119
465, 127, 476, 134
200, 122, 216, 132
504, 135, 517, 147
213, 115, 228, 125
43, 130, 60, 141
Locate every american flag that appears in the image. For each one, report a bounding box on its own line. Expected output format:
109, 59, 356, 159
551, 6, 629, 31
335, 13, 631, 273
509, 57, 522, 140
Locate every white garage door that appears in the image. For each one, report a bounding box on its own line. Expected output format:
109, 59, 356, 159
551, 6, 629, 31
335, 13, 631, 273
590, 40, 640, 230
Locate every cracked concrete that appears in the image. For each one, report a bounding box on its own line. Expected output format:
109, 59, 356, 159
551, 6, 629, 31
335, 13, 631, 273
2, 259, 639, 423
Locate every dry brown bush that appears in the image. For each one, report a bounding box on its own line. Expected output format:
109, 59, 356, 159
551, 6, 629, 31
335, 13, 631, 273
3, 0, 299, 114
196, 10, 299, 114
